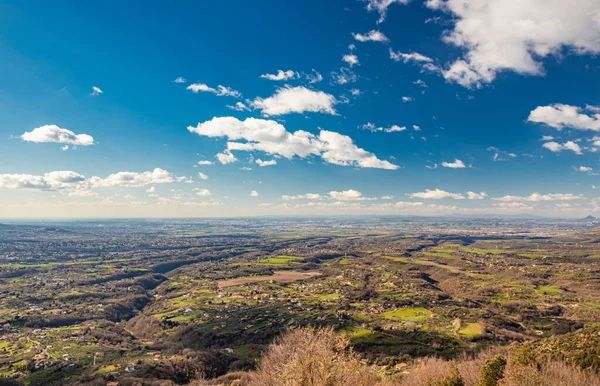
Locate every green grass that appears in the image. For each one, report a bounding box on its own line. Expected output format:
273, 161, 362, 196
423, 252, 459, 260
318, 293, 340, 301
339, 257, 351, 265
461, 247, 506, 255
459, 322, 483, 338
536, 285, 562, 295
259, 255, 303, 266
381, 255, 409, 263
517, 253, 547, 259
382, 307, 433, 322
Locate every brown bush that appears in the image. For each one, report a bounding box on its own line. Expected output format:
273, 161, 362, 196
500, 361, 600, 386
244, 327, 382, 386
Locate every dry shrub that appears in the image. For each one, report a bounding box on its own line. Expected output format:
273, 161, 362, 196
500, 360, 600, 386
245, 327, 381, 386
397, 357, 454, 386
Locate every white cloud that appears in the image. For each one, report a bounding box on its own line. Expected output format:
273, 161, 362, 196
256, 159, 277, 167
441, 159, 466, 168
251, 86, 336, 116
342, 54, 359, 67
362, 122, 406, 133
188, 117, 399, 170
174, 77, 186, 83
381, 195, 394, 200
20, 125, 94, 147
466, 191, 487, 200
577, 166, 593, 173
186, 83, 241, 98
282, 193, 324, 200
306, 69, 323, 83
366, 0, 410, 23
227, 101, 250, 111
197, 160, 214, 165
495, 202, 533, 209
402, 96, 414, 102
91, 168, 176, 188
427, 0, 600, 88
408, 188, 465, 200
413, 125, 421, 131
250, 190, 259, 197
0, 171, 85, 191
260, 70, 298, 81
353, 30, 389, 43
542, 141, 582, 155
389, 49, 433, 63
542, 135, 554, 141
195, 188, 212, 196
146, 186, 156, 193
487, 146, 517, 161
330, 68, 357, 85
329, 189, 376, 201
528, 104, 600, 131
0, 168, 180, 197
216, 150, 238, 164
351, 89, 361, 96
91, 86, 103, 96
492, 193, 584, 202
198, 172, 209, 180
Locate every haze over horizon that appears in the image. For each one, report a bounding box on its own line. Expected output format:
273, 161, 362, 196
1, 0, 600, 218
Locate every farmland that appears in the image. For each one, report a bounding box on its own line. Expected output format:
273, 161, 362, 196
0, 217, 599, 385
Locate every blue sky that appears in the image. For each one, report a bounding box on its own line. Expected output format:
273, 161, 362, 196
1, 0, 600, 218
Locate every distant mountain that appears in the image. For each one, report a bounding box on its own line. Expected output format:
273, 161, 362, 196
583, 215, 596, 221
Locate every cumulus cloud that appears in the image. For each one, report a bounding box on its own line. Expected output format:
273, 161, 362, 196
282, 193, 324, 200
492, 193, 584, 202
195, 188, 212, 196
342, 54, 359, 67
353, 30, 389, 43
216, 150, 238, 164
91, 168, 176, 188
20, 125, 95, 147
186, 83, 241, 98
441, 159, 466, 168
91, 86, 103, 96
329, 189, 376, 201
260, 70, 298, 81
427, 0, 600, 88
577, 166, 594, 173
361, 122, 406, 133
250, 190, 259, 197
402, 96, 414, 102
0, 168, 180, 197
197, 160, 214, 165
466, 191, 487, 200
251, 86, 336, 116
407, 188, 465, 200
188, 117, 398, 170
542, 141, 582, 155
528, 104, 600, 131
256, 159, 277, 167
174, 77, 186, 83
198, 172, 209, 180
